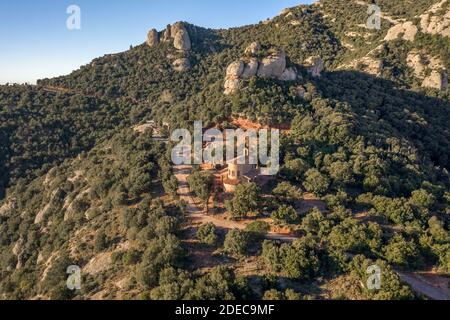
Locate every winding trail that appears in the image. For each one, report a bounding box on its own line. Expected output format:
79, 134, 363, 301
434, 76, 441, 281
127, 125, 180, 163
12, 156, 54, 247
398, 272, 450, 301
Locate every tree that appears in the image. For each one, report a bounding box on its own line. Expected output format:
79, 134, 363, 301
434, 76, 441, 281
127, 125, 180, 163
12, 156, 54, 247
188, 171, 214, 213
197, 223, 218, 246
271, 205, 299, 225
224, 229, 249, 257
245, 221, 270, 240
163, 175, 179, 199
383, 234, 420, 268
226, 183, 261, 219
303, 169, 330, 195
273, 182, 302, 204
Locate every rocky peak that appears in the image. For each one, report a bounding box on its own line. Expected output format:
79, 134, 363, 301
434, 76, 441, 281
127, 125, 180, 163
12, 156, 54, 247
146, 29, 159, 47
171, 22, 192, 51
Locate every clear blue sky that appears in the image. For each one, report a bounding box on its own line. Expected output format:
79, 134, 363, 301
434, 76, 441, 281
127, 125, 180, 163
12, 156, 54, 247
0, 0, 315, 84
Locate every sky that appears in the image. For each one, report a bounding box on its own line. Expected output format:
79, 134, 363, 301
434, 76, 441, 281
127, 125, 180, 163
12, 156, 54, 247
0, 0, 315, 84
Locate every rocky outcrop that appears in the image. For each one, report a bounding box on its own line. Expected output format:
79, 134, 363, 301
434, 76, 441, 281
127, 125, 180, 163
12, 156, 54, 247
224, 45, 302, 94
304, 56, 324, 77
224, 79, 241, 95
241, 58, 259, 79
226, 61, 245, 78
384, 21, 418, 41
172, 58, 191, 72
257, 51, 287, 79
406, 50, 448, 91
420, 0, 450, 38
224, 61, 244, 95
146, 29, 159, 47
171, 22, 191, 51
422, 70, 448, 91
244, 42, 261, 55
146, 22, 192, 51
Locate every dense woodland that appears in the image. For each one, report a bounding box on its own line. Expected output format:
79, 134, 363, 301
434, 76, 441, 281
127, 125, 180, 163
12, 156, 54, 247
0, 0, 449, 300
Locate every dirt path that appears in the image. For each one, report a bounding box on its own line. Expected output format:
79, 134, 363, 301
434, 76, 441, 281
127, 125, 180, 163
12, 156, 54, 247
174, 165, 297, 242
398, 272, 450, 300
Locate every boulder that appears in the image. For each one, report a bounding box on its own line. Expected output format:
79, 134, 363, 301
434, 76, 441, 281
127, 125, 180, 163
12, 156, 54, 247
257, 51, 287, 79
279, 67, 298, 81
244, 42, 261, 56
172, 58, 191, 72
241, 59, 259, 79
305, 56, 324, 77
384, 21, 418, 41
146, 29, 159, 47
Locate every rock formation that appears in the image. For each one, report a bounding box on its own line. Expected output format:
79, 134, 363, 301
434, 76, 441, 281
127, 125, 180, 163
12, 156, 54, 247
172, 58, 191, 72
406, 50, 448, 91
384, 21, 418, 42
171, 22, 192, 51
146, 29, 159, 47
422, 70, 448, 91
257, 51, 287, 79
304, 56, 324, 77
223, 43, 307, 94
241, 58, 259, 79
244, 42, 261, 55
224, 61, 244, 95
420, 0, 450, 38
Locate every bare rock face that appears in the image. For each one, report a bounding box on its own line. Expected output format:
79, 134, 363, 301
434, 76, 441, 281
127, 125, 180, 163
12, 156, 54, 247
162, 25, 172, 42
244, 42, 261, 55
172, 58, 191, 72
305, 56, 324, 77
171, 22, 191, 51
406, 50, 447, 90
226, 61, 245, 78
420, 0, 450, 38
257, 51, 287, 79
422, 70, 448, 91
224, 61, 244, 95
358, 57, 384, 76
224, 79, 241, 95
241, 58, 259, 79
279, 67, 298, 81
223, 48, 302, 94
384, 21, 418, 41
146, 29, 159, 47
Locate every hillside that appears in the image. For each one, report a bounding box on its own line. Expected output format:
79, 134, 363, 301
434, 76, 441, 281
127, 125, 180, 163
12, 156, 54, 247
0, 0, 449, 300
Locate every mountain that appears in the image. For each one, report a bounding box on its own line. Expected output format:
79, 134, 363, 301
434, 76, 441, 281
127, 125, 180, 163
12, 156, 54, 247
0, 0, 449, 300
